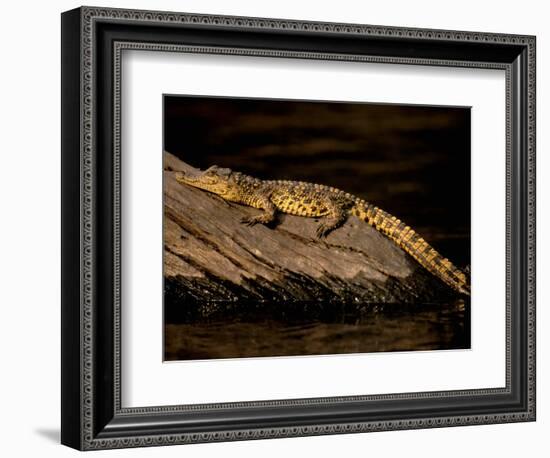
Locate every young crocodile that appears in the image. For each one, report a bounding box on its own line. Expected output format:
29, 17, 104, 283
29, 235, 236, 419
176, 165, 470, 296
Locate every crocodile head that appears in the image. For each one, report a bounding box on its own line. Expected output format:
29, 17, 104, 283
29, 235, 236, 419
176, 165, 240, 199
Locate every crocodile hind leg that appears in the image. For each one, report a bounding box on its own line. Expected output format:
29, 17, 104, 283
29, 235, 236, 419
315, 200, 348, 238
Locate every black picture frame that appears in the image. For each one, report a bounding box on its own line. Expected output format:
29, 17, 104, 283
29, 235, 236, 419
61, 6, 536, 450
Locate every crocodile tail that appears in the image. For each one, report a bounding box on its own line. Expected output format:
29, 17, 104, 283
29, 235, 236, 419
352, 201, 470, 296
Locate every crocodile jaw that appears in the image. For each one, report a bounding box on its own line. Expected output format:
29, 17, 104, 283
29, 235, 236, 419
175, 169, 232, 197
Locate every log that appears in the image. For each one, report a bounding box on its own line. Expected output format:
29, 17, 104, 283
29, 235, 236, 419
163, 152, 456, 321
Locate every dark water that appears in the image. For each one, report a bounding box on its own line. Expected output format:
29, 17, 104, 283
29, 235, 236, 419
164, 300, 470, 361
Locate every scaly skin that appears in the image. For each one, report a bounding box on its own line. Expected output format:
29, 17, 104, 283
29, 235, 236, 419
176, 165, 470, 296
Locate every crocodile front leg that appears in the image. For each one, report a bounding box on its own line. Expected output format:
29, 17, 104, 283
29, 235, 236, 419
240, 194, 277, 227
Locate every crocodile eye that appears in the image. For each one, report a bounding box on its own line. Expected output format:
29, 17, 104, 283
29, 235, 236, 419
204, 165, 218, 176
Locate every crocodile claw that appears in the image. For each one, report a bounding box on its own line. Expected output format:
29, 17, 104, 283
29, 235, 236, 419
240, 216, 258, 226
316, 224, 329, 238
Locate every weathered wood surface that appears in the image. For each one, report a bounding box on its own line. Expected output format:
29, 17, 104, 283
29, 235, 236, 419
164, 152, 454, 318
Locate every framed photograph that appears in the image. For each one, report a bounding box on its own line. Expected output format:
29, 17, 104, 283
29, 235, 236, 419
163, 95, 472, 361
61, 6, 536, 450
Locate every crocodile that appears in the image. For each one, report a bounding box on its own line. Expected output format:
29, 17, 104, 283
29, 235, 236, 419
175, 165, 470, 296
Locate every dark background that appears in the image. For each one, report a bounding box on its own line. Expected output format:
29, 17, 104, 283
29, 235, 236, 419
164, 95, 470, 266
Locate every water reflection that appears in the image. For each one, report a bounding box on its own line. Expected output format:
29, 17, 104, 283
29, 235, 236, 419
164, 300, 470, 361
